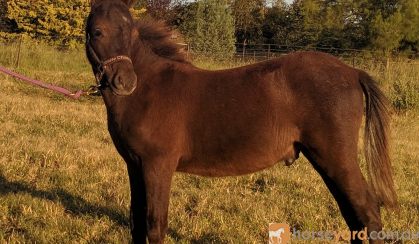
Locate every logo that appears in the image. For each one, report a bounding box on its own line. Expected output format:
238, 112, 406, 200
269, 223, 291, 244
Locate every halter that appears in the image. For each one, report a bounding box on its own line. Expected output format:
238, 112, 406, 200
95, 55, 133, 85
86, 34, 133, 87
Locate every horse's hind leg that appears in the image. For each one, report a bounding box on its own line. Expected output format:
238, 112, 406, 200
301, 138, 383, 244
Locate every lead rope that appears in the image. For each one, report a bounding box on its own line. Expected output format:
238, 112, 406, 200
0, 65, 101, 99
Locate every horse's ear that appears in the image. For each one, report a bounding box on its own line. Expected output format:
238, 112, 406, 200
90, 0, 137, 8
90, 0, 103, 8
120, 0, 137, 8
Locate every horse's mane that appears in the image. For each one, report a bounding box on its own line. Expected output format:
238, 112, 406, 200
135, 18, 188, 63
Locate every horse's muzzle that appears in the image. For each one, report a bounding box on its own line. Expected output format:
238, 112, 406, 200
107, 63, 138, 96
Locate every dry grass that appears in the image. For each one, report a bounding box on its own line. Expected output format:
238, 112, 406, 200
0, 42, 418, 243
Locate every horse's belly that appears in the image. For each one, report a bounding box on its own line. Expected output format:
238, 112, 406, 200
176, 142, 298, 177
177, 158, 278, 177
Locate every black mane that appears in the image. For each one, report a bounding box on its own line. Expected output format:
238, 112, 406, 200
135, 18, 188, 63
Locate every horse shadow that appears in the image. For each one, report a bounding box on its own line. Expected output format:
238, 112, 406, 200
0, 173, 129, 227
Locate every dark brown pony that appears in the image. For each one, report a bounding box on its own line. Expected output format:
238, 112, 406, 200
86, 1, 397, 243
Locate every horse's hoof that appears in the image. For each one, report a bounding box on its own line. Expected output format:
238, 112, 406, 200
284, 158, 295, 166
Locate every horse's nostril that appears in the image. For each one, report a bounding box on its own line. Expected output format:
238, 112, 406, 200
117, 76, 125, 88
114, 74, 126, 89
110, 72, 137, 96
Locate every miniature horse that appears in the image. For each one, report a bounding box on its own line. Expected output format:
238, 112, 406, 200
86, 1, 397, 243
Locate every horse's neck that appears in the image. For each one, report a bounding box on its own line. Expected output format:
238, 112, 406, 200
101, 90, 125, 119
100, 52, 195, 123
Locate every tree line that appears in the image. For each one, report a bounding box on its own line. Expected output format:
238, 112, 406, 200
0, 0, 418, 57
169, 0, 418, 57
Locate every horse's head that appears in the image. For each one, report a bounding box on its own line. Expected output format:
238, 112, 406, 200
86, 0, 138, 96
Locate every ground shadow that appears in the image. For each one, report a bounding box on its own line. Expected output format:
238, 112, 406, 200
0, 174, 129, 226
190, 233, 227, 244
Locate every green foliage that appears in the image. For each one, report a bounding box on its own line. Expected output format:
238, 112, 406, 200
5, 0, 89, 48
370, 10, 403, 53
0, 31, 21, 43
294, 0, 419, 52
367, 0, 419, 53
399, 0, 419, 52
390, 80, 419, 111
298, 0, 365, 48
0, 0, 417, 53
263, 3, 305, 46
184, 0, 236, 60
0, 0, 12, 32
231, 0, 265, 44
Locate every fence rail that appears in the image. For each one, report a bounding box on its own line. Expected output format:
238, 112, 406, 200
1, 35, 418, 71
178, 42, 417, 66
234, 43, 416, 61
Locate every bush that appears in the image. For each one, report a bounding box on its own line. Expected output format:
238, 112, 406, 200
5, 0, 89, 48
390, 80, 419, 111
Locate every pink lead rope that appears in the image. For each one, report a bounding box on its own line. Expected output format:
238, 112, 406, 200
0, 65, 98, 99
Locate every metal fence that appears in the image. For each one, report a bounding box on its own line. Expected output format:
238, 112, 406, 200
1, 35, 418, 70
178, 42, 417, 67
235, 43, 417, 63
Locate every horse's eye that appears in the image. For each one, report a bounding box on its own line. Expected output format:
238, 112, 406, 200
93, 28, 103, 38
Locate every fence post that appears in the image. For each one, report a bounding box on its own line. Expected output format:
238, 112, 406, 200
385, 56, 390, 79
15, 34, 23, 68
242, 41, 246, 60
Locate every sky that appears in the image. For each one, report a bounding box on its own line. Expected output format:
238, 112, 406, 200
265, 0, 294, 7
278, 0, 294, 4
185, 0, 295, 4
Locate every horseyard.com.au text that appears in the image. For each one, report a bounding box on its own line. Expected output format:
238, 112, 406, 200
292, 228, 419, 242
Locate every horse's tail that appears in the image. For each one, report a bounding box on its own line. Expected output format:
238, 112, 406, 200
359, 71, 398, 209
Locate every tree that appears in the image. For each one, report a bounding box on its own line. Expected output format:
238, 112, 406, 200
262, 0, 312, 48
297, 0, 361, 48
368, 0, 418, 53
291, 0, 413, 51
397, 0, 419, 53
231, 0, 266, 44
184, 0, 236, 59
0, 0, 14, 32
136, 0, 186, 21
370, 10, 403, 53
5, 0, 89, 48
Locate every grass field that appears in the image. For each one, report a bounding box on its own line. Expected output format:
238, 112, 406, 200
0, 41, 418, 243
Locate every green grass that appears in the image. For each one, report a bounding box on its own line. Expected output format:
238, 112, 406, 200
0, 41, 418, 243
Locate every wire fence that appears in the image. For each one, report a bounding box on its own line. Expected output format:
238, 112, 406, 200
1, 35, 418, 71
240, 43, 418, 66
176, 42, 418, 69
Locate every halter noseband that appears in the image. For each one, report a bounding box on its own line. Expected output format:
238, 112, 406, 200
87, 34, 133, 86
95, 55, 132, 85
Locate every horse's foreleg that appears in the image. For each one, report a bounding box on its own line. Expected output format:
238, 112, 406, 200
142, 157, 176, 244
127, 161, 147, 244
